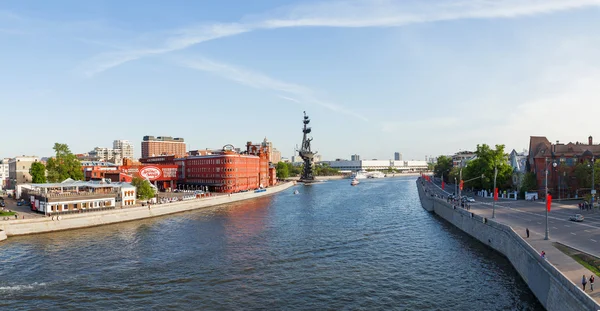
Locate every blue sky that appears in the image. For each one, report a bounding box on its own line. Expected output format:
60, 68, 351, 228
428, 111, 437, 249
2, 0, 600, 161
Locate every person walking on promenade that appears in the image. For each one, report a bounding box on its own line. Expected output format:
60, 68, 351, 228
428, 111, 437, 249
582, 275, 588, 291
590, 275, 595, 292
541, 251, 546, 259
526, 228, 529, 238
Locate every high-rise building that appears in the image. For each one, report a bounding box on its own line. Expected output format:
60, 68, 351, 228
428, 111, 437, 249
8, 156, 40, 189
394, 152, 401, 161
0, 158, 10, 189
141, 136, 186, 158
351, 154, 361, 161
113, 140, 134, 161
89, 147, 122, 165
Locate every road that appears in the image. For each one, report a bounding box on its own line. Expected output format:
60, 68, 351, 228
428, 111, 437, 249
425, 178, 600, 258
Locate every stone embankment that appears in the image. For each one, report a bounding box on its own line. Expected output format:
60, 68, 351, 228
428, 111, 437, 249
0, 182, 295, 239
417, 179, 600, 311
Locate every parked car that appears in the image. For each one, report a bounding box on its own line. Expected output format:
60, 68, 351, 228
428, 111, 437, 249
16, 201, 22, 206
569, 214, 584, 222
466, 197, 475, 202
0, 201, 5, 207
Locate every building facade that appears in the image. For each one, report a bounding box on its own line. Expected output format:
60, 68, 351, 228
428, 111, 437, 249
394, 152, 401, 161
321, 159, 428, 172
351, 154, 361, 161
529, 135, 600, 198
142, 136, 186, 158
180, 147, 270, 193
18, 181, 136, 214
113, 140, 134, 161
0, 158, 9, 190
8, 156, 40, 189
89, 147, 122, 165
452, 151, 475, 167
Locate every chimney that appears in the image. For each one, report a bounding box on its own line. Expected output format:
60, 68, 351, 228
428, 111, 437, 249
589, 136, 593, 145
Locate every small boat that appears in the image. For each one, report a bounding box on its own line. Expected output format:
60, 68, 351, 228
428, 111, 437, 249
351, 178, 360, 186
294, 190, 299, 195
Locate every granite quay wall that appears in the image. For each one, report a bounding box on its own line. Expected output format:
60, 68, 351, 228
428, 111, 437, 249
417, 179, 600, 311
0, 229, 6, 241
0, 182, 295, 237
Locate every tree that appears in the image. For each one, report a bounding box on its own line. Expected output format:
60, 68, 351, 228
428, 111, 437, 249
462, 144, 512, 190
131, 177, 156, 200
29, 162, 47, 183
313, 163, 341, 176
276, 162, 289, 179
433, 155, 453, 182
46, 143, 84, 182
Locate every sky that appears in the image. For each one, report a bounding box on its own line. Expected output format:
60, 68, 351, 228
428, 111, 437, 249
2, 0, 600, 161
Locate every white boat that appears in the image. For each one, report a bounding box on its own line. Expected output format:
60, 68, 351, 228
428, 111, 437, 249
367, 171, 386, 179
351, 170, 368, 180
351, 178, 360, 186
294, 190, 299, 195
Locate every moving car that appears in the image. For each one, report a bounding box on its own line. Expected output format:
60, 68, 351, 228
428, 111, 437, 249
569, 214, 584, 222
466, 197, 475, 202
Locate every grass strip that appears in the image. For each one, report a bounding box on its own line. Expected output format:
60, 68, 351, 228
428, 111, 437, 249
554, 242, 600, 277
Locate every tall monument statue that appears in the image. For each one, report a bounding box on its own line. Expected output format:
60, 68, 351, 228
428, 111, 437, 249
298, 111, 317, 182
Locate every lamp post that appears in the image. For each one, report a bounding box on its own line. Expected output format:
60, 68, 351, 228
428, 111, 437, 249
459, 167, 463, 201
592, 156, 596, 209
492, 165, 498, 219
454, 177, 457, 195
544, 157, 557, 240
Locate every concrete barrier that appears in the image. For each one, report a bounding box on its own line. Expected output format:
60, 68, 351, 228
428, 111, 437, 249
0, 182, 295, 238
0, 229, 6, 241
417, 178, 600, 311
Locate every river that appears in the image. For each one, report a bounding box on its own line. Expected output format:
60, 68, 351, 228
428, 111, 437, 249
0, 177, 543, 310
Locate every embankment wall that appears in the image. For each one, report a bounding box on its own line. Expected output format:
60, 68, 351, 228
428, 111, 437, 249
0, 182, 295, 237
417, 179, 600, 311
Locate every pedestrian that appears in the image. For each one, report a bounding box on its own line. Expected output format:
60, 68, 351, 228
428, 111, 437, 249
14, 214, 17, 219
582, 275, 587, 291
590, 275, 595, 292
541, 251, 546, 259
526, 228, 530, 238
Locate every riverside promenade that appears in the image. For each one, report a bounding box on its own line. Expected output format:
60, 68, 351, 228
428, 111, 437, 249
419, 178, 600, 310
0, 181, 295, 241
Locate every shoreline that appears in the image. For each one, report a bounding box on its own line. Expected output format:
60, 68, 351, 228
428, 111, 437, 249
286, 172, 424, 181
0, 182, 296, 240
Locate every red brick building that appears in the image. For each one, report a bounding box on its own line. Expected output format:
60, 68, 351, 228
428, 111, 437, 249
141, 136, 186, 158
180, 144, 270, 193
82, 162, 179, 191
529, 135, 600, 198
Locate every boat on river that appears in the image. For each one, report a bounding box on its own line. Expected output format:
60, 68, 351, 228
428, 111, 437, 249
351, 178, 360, 186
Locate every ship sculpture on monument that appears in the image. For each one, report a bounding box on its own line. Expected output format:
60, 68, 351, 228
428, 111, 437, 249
297, 111, 318, 183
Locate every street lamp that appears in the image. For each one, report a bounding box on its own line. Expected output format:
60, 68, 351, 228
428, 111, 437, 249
544, 157, 557, 240
492, 165, 498, 219
591, 156, 596, 209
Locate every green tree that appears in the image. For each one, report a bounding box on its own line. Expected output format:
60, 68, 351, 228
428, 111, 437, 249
313, 163, 341, 176
29, 162, 47, 183
433, 155, 453, 182
46, 143, 84, 182
276, 162, 289, 179
131, 177, 156, 200
520, 172, 537, 192
462, 144, 512, 190
286, 162, 302, 177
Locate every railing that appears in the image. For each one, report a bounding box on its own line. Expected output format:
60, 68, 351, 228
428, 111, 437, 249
47, 206, 116, 216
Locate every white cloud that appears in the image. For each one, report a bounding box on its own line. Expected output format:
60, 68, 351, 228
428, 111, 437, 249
80, 0, 600, 76
177, 57, 368, 121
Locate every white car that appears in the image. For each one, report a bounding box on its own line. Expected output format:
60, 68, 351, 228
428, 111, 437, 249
466, 197, 475, 202
569, 214, 584, 222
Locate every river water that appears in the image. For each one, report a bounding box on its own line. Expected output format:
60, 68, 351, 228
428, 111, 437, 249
0, 177, 543, 310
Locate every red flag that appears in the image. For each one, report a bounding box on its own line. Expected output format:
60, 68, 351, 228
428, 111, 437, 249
494, 188, 498, 201
459, 180, 464, 191
546, 194, 552, 211
442, 181, 445, 190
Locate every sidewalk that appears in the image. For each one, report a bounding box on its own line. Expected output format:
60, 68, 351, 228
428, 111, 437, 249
503, 224, 600, 303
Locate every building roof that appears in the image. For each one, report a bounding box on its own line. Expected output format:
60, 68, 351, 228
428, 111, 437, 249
80, 161, 119, 167
27, 180, 134, 189
529, 136, 600, 159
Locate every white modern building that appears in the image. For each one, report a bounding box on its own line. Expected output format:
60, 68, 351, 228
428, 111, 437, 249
321, 159, 428, 172
17, 180, 137, 214
113, 140, 134, 161
0, 158, 9, 190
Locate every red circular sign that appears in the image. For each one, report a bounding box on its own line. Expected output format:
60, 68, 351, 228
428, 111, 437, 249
139, 166, 162, 180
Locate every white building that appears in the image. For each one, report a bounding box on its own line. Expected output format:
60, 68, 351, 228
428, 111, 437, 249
113, 140, 134, 161
321, 159, 428, 172
17, 180, 136, 214
89, 147, 122, 165
0, 158, 9, 190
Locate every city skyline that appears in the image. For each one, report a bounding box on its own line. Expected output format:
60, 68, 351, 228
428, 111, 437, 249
2, 1, 600, 160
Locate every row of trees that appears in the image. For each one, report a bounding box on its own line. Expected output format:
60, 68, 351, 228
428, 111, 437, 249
276, 162, 342, 179
433, 144, 514, 191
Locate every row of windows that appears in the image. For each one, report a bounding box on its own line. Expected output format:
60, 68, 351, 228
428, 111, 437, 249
49, 200, 113, 211
186, 167, 259, 173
